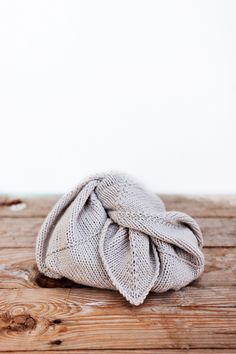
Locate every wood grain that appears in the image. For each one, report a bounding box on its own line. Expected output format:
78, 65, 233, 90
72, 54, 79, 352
0, 217, 235, 248
0, 287, 236, 350
1, 352, 235, 354
0, 247, 235, 289
0, 194, 235, 352
1, 194, 236, 217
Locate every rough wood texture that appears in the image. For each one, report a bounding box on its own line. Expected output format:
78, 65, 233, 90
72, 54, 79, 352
1, 351, 236, 354
1, 194, 236, 217
1, 217, 236, 248
0, 195, 235, 352
0, 247, 235, 289
1, 287, 236, 351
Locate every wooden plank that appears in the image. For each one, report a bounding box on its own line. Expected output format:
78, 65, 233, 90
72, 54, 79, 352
0, 247, 235, 289
0, 217, 43, 248
0, 287, 235, 350
1, 195, 236, 218
0, 195, 59, 218
0, 287, 235, 351
0, 217, 235, 248
1, 351, 235, 354
198, 217, 236, 247
192, 247, 236, 288
0, 195, 235, 352
162, 194, 236, 218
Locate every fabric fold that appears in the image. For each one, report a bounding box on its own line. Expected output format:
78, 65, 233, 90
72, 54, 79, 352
35, 172, 205, 305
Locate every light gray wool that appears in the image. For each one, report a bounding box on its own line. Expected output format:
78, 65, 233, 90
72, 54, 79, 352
35, 172, 205, 305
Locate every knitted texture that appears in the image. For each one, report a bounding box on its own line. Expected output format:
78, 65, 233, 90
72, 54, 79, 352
35, 172, 205, 305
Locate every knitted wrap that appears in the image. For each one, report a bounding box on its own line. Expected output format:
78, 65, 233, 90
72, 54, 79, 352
35, 173, 205, 305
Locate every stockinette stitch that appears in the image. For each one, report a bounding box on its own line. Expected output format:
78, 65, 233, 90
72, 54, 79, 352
35, 172, 205, 305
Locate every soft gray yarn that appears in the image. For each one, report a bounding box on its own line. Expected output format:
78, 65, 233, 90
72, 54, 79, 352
35, 172, 205, 305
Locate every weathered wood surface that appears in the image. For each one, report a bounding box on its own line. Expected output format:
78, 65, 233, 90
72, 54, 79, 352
1, 194, 236, 217
0, 287, 236, 351
1, 217, 236, 248
0, 195, 235, 352
0, 247, 235, 289
1, 351, 236, 354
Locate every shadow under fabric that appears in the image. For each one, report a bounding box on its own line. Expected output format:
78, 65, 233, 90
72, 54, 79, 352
35, 172, 205, 305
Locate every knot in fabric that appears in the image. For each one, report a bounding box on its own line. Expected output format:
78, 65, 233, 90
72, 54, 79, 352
35, 172, 205, 305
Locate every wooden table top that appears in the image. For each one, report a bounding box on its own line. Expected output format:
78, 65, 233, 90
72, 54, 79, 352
0, 195, 236, 353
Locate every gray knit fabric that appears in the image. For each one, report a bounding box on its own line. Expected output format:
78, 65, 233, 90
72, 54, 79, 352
35, 172, 205, 305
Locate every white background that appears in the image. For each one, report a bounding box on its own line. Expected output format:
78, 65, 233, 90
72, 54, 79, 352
0, 0, 235, 194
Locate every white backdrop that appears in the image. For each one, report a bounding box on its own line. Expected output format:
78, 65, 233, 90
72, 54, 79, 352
0, 0, 235, 194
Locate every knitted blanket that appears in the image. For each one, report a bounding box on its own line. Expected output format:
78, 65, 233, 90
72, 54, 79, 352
35, 173, 205, 305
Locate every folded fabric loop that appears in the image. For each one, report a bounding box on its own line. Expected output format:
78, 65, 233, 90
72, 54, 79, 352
99, 217, 161, 305
35, 172, 205, 305
108, 209, 203, 267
